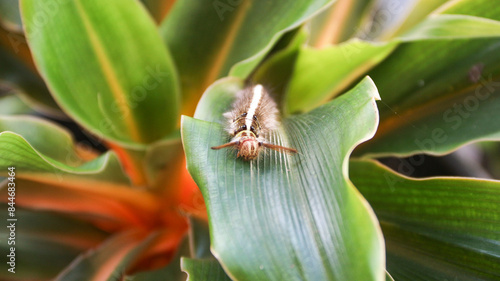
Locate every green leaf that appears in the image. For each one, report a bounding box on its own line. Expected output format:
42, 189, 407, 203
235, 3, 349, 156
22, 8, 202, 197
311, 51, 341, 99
180, 217, 231, 280
359, 0, 449, 41
193, 77, 244, 123
283, 39, 397, 114
0, 0, 22, 32
0, 33, 63, 117
0, 94, 32, 115
21, 0, 180, 147
143, 133, 182, 184
356, 38, 500, 157
181, 258, 232, 281
350, 159, 500, 280
0, 205, 107, 280
0, 116, 129, 184
282, 12, 500, 115
179, 217, 232, 281
308, 0, 375, 46
274, 2, 500, 116
0, 117, 164, 228
182, 77, 384, 280
0, 117, 162, 228
437, 0, 500, 22
109, 128, 184, 187
252, 27, 309, 101
160, 0, 335, 114
188, 216, 212, 259
0, 116, 87, 165
398, 14, 500, 41
385, 271, 394, 281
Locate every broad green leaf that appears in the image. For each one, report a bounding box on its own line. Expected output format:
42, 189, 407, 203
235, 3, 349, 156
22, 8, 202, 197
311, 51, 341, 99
143, 132, 182, 185
193, 77, 244, 123
0, 94, 32, 115
106, 129, 183, 187
56, 230, 149, 281
308, 0, 375, 46
398, 14, 500, 41
0, 116, 88, 165
0, 29, 63, 117
356, 38, 500, 157
0, 116, 129, 184
180, 218, 228, 281
21, 0, 180, 147
350, 159, 500, 280
283, 39, 397, 114
0, 205, 107, 280
284, 13, 500, 115
188, 216, 211, 259
0, 116, 163, 227
437, 0, 500, 21
0, 0, 22, 32
181, 212, 231, 281
356, 0, 449, 41
160, 0, 334, 114
280, 2, 500, 116
181, 258, 232, 281
179, 217, 232, 281
182, 77, 384, 280
252, 28, 308, 103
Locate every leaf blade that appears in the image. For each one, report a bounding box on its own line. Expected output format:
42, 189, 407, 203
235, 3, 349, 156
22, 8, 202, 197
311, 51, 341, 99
283, 40, 397, 114
356, 38, 500, 157
161, 0, 335, 114
0, 116, 164, 227
182, 77, 385, 280
181, 258, 232, 281
350, 159, 500, 280
21, 0, 179, 146
398, 14, 500, 41
0, 28, 63, 117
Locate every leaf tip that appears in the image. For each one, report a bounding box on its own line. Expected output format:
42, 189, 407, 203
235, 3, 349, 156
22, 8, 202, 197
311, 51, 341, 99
361, 76, 381, 101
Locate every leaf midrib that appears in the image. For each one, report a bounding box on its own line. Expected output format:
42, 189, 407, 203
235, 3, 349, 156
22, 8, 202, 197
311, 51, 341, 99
74, 0, 143, 143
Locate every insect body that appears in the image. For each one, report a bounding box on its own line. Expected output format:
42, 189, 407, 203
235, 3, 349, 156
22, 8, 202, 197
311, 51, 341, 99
211, 84, 297, 160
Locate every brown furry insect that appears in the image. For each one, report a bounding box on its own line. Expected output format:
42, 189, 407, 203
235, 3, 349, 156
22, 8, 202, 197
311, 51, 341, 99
211, 84, 297, 160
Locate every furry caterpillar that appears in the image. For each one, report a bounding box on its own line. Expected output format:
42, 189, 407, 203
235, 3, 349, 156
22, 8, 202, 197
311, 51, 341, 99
211, 84, 297, 160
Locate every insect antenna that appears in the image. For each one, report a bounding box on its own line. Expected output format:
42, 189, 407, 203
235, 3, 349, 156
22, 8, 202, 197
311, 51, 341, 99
261, 143, 297, 154
211, 142, 238, 150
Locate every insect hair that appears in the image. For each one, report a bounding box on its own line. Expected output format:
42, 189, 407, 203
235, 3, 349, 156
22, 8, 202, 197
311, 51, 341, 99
212, 84, 297, 160
223, 84, 278, 136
